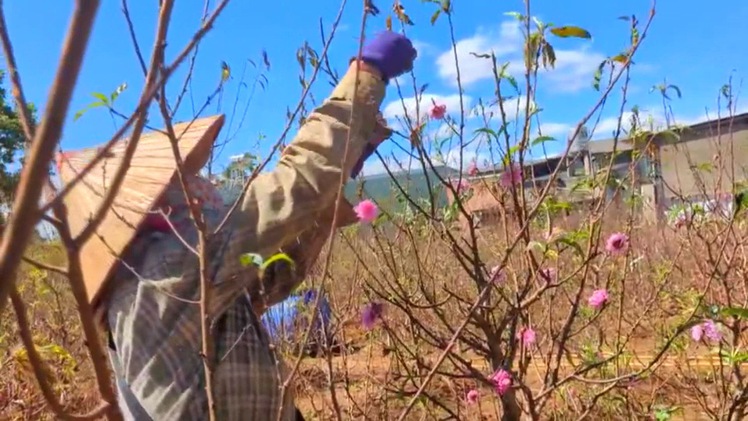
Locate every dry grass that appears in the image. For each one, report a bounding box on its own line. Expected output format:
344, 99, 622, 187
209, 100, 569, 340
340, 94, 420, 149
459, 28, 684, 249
3, 203, 748, 420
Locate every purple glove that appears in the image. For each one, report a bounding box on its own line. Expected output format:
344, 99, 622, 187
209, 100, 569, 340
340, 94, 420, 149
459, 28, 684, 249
361, 32, 417, 81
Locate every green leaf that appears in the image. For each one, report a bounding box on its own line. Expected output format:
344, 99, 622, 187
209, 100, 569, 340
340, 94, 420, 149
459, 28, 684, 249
430, 8, 441, 25
110, 83, 128, 102
541, 41, 557, 69
735, 190, 748, 214
721, 306, 748, 319
532, 16, 545, 31
73, 101, 107, 121
504, 11, 524, 21
550, 26, 592, 39
260, 252, 295, 271
473, 127, 499, 142
611, 54, 629, 64
557, 237, 584, 256
239, 253, 264, 268
531, 135, 556, 146
693, 162, 714, 173
592, 60, 606, 91
498, 62, 519, 93
221, 61, 231, 82
92, 92, 109, 106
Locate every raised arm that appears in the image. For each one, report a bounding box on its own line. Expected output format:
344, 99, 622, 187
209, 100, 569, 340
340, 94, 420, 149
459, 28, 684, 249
229, 60, 383, 258
211, 33, 417, 313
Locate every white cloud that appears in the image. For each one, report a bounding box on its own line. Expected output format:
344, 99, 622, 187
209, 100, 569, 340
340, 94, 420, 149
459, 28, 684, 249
444, 147, 488, 170
436, 21, 522, 87
412, 40, 436, 59
435, 20, 605, 93
470, 95, 535, 122
539, 122, 572, 138
382, 93, 472, 122
540, 48, 605, 93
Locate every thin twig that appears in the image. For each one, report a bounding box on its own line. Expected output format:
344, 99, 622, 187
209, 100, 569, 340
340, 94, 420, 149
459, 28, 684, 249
40, 0, 231, 215
0, 0, 100, 317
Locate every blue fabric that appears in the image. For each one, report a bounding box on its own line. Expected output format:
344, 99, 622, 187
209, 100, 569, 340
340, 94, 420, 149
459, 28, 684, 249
261, 288, 333, 344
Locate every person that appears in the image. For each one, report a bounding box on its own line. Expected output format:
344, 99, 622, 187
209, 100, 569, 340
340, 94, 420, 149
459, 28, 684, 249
55, 31, 416, 420
261, 286, 339, 356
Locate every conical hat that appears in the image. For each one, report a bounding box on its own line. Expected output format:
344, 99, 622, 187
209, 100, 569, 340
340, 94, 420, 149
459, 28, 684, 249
56, 115, 225, 307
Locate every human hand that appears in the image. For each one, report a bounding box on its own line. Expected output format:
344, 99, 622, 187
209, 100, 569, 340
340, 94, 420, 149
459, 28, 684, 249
360, 31, 417, 81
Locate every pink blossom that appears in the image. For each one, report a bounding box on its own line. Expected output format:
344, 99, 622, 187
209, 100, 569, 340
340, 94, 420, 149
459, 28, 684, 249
691, 319, 722, 343
703, 319, 722, 342
605, 232, 629, 255
489, 369, 513, 396
588, 289, 609, 309
690, 324, 704, 342
465, 389, 479, 404
519, 327, 536, 347
499, 163, 523, 188
430, 103, 447, 120
467, 161, 479, 177
354, 199, 379, 223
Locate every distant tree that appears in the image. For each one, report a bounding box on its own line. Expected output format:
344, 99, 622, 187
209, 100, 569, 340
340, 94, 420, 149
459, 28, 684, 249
0, 69, 36, 206
222, 152, 258, 183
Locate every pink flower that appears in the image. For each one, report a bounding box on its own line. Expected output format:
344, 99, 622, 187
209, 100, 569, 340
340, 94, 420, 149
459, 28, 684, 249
467, 161, 479, 176
430, 103, 447, 120
361, 302, 384, 330
703, 319, 722, 342
691, 319, 722, 343
499, 163, 522, 188
466, 389, 479, 404
690, 324, 704, 341
519, 327, 536, 347
588, 289, 609, 309
354, 199, 379, 223
489, 369, 512, 396
489, 265, 505, 283
605, 232, 629, 255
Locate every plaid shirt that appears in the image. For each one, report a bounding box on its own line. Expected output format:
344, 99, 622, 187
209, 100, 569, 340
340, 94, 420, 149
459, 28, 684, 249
104, 65, 386, 420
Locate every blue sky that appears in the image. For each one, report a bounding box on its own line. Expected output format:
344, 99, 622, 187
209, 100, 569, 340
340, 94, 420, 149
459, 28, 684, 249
5, 0, 747, 178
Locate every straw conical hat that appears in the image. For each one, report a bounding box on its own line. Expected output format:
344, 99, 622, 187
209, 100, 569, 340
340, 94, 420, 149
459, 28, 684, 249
56, 115, 225, 307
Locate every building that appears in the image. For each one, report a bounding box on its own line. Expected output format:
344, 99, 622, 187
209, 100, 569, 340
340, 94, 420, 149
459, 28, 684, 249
449, 111, 748, 227
657, 112, 748, 202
